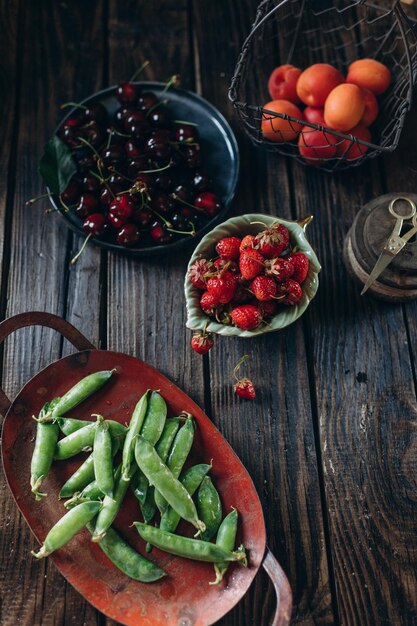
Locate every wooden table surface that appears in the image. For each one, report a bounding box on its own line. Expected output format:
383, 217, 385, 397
1, 1, 417, 625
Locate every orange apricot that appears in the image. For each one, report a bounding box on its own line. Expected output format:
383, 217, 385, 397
361, 88, 379, 126
268, 64, 302, 104
296, 63, 344, 107
261, 99, 304, 142
346, 58, 391, 95
336, 123, 371, 160
304, 107, 325, 126
324, 84, 365, 132
298, 127, 339, 165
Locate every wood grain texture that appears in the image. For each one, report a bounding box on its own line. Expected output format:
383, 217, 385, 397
291, 140, 417, 624
106, 0, 206, 411
0, 2, 105, 625
192, 2, 334, 624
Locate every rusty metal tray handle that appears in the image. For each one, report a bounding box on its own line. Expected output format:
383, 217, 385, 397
0, 312, 95, 416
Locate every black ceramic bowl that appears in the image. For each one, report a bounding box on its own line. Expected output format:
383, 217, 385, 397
50, 82, 239, 257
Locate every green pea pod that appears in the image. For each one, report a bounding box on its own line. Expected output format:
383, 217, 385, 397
57, 417, 93, 435
131, 469, 149, 505
64, 480, 104, 509
93, 415, 114, 498
92, 465, 134, 541
54, 420, 126, 461
155, 418, 181, 461
121, 391, 149, 482
31, 416, 60, 500
154, 414, 195, 514
32, 501, 101, 558
131, 418, 181, 507
139, 487, 157, 524
50, 370, 116, 417
135, 437, 205, 533
59, 438, 120, 499
197, 476, 222, 541
160, 464, 211, 534
210, 508, 239, 585
86, 523, 166, 582
140, 391, 167, 446
134, 523, 247, 564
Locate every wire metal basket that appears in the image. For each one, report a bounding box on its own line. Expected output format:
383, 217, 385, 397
229, 0, 417, 171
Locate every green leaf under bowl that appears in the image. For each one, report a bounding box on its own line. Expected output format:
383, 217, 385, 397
184, 214, 321, 337
39, 136, 77, 196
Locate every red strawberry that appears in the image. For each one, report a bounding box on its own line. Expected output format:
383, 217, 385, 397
207, 271, 237, 304
255, 223, 290, 258
277, 279, 303, 305
189, 258, 212, 290
239, 249, 264, 280
213, 258, 238, 274
286, 252, 309, 283
191, 331, 214, 355
250, 276, 277, 301
260, 300, 278, 317
234, 378, 256, 400
264, 257, 294, 282
200, 291, 221, 316
233, 354, 255, 400
216, 236, 241, 260
231, 304, 263, 330
240, 234, 255, 252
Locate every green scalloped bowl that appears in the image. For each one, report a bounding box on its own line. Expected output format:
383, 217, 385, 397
184, 214, 321, 337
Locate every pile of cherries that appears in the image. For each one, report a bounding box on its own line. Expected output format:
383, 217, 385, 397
58, 80, 222, 248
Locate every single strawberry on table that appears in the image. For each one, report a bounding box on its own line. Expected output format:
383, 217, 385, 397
191, 330, 214, 355
233, 354, 256, 401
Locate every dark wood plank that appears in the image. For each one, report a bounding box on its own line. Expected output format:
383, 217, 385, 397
106, 0, 205, 407
192, 2, 335, 624
291, 124, 417, 625
0, 2, 105, 625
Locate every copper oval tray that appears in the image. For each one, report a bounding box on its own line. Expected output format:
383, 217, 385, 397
1, 312, 291, 626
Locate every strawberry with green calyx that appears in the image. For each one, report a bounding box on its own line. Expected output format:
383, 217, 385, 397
189, 258, 213, 290
264, 257, 294, 282
191, 328, 214, 355
207, 271, 237, 304
233, 355, 256, 401
253, 222, 290, 258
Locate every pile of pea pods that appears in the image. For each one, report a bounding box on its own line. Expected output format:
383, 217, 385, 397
30, 369, 247, 585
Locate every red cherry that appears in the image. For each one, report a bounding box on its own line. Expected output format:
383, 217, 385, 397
108, 195, 134, 227
74, 194, 99, 218
116, 82, 139, 105
116, 223, 141, 246
133, 208, 153, 229
61, 179, 81, 203
150, 221, 173, 244
194, 192, 221, 217
83, 213, 109, 237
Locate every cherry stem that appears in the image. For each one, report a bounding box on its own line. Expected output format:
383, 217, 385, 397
167, 221, 196, 237
88, 169, 108, 183
70, 234, 92, 265
233, 354, 251, 382
148, 207, 172, 228
108, 127, 131, 138
60, 102, 87, 110
59, 194, 72, 212
139, 160, 174, 174
107, 166, 134, 183
26, 192, 52, 205
79, 137, 114, 199
171, 193, 203, 213
145, 99, 169, 117
129, 60, 150, 82
162, 74, 181, 94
